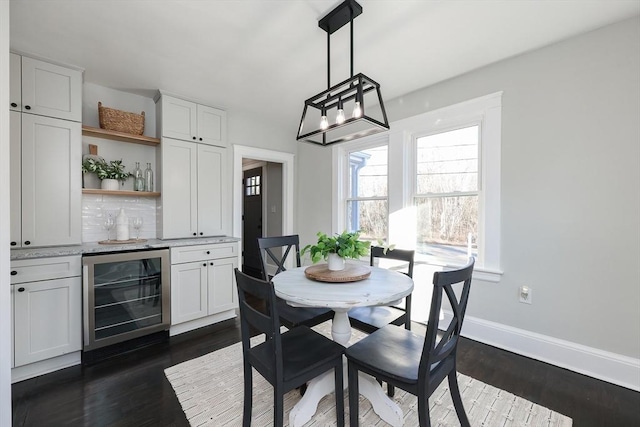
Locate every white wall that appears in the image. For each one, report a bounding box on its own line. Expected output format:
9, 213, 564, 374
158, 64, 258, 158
0, 2, 11, 425
297, 17, 640, 363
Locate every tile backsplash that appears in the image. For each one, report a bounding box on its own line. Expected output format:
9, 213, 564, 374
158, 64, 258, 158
82, 194, 156, 242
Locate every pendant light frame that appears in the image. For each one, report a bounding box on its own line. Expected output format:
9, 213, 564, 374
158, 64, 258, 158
296, 0, 390, 146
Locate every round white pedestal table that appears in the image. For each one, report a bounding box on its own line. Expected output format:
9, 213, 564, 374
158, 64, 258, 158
272, 265, 414, 427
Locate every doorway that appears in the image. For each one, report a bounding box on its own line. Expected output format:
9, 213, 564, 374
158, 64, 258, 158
239, 153, 288, 279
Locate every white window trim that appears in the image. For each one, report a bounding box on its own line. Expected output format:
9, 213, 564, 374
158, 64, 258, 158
333, 92, 503, 283
332, 135, 389, 236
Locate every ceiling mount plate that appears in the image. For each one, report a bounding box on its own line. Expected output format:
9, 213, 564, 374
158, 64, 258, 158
318, 0, 363, 34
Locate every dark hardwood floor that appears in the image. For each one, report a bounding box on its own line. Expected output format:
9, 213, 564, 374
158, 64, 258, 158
12, 318, 640, 426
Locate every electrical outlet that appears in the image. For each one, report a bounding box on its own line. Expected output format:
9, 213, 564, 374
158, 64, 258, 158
519, 286, 532, 304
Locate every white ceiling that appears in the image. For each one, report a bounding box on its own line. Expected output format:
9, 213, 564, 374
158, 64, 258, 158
9, 0, 640, 135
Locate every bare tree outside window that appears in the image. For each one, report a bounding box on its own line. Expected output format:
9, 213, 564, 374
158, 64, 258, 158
415, 126, 479, 263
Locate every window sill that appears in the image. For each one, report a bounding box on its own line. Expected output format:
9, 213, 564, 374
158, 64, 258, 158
472, 266, 503, 283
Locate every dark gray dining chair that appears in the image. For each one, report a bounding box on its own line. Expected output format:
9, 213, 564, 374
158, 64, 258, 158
345, 258, 475, 427
234, 269, 345, 427
257, 235, 333, 329
348, 246, 414, 333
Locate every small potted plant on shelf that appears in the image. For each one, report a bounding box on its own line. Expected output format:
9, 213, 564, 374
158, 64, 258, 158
83, 158, 131, 191
301, 230, 371, 271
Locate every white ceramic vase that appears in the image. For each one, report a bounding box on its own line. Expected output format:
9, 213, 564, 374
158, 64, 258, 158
101, 178, 120, 191
327, 253, 345, 271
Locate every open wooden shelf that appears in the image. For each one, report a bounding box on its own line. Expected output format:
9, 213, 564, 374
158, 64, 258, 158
82, 189, 160, 197
82, 126, 160, 146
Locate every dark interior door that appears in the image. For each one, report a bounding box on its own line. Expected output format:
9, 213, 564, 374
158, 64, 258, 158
242, 167, 263, 278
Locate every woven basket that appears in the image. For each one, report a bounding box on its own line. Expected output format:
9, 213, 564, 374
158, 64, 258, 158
98, 102, 145, 135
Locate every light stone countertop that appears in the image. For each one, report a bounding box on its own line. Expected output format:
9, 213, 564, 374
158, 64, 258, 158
10, 236, 241, 260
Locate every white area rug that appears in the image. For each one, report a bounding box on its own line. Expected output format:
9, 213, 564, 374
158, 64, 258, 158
165, 322, 572, 426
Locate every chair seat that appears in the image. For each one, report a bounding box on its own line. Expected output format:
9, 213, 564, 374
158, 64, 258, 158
250, 326, 344, 383
348, 306, 407, 333
346, 325, 425, 384
276, 297, 333, 328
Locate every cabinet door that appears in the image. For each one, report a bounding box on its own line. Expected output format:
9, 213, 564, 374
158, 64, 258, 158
14, 277, 82, 367
208, 256, 238, 315
171, 262, 208, 325
161, 95, 197, 142
160, 138, 198, 238
21, 114, 81, 247
197, 104, 227, 148
21, 56, 82, 122
10, 111, 21, 247
197, 144, 228, 237
10, 53, 21, 111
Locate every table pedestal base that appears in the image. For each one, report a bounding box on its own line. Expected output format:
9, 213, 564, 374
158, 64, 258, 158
288, 309, 403, 427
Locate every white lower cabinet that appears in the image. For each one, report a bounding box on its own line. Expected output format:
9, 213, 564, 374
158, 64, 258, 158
10, 255, 82, 381
170, 243, 238, 334
14, 276, 82, 366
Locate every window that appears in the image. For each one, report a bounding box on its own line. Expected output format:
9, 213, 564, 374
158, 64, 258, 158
338, 141, 389, 244
245, 174, 260, 196
414, 125, 479, 265
333, 92, 502, 283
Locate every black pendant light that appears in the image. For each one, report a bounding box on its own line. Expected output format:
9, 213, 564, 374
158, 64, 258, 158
297, 0, 389, 146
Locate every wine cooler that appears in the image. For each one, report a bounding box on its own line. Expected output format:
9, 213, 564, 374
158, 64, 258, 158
82, 249, 170, 351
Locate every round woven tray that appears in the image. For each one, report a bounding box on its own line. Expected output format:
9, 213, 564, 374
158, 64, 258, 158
304, 264, 371, 283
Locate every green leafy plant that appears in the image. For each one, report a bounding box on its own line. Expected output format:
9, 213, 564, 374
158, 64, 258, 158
83, 158, 131, 183
301, 231, 371, 263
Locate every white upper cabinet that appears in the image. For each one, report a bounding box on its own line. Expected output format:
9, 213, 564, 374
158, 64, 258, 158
10, 111, 22, 247
10, 53, 21, 112
158, 138, 228, 239
159, 94, 227, 148
20, 114, 82, 247
197, 104, 227, 147
13, 55, 82, 122
197, 144, 228, 237
160, 138, 199, 239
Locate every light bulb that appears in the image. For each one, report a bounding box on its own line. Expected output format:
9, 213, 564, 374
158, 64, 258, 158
336, 108, 345, 124
352, 101, 362, 118
320, 115, 329, 130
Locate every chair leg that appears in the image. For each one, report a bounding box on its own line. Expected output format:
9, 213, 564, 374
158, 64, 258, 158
299, 383, 307, 396
387, 383, 395, 397
348, 361, 359, 427
274, 385, 284, 427
417, 393, 431, 427
334, 363, 345, 427
448, 370, 470, 427
242, 362, 252, 427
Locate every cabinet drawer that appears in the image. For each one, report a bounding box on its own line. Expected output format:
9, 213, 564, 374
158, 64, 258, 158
10, 255, 81, 284
171, 243, 237, 264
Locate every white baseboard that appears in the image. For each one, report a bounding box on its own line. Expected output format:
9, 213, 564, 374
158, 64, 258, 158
169, 310, 237, 336
11, 352, 81, 384
442, 311, 640, 392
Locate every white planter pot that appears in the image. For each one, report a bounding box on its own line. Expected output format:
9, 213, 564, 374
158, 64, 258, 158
327, 253, 345, 271
101, 179, 120, 191
83, 173, 100, 189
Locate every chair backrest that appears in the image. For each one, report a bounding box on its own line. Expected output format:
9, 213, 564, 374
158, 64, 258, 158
369, 246, 415, 278
257, 235, 302, 280
234, 268, 283, 370
419, 258, 475, 378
